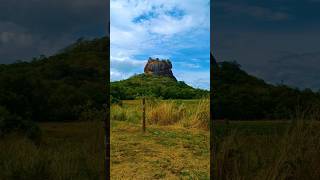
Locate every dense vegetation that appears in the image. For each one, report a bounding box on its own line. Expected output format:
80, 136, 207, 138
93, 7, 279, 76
0, 37, 107, 178
0, 37, 108, 137
212, 54, 320, 120
110, 74, 209, 101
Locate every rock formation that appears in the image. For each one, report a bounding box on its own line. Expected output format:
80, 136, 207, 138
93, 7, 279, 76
144, 57, 177, 81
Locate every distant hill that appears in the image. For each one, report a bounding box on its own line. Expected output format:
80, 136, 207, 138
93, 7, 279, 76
211, 53, 320, 120
0, 37, 108, 122
110, 74, 208, 100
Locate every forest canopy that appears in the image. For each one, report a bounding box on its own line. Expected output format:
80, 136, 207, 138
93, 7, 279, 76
211, 54, 320, 120
0, 37, 108, 124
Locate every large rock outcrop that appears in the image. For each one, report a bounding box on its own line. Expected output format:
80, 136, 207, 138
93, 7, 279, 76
144, 57, 177, 81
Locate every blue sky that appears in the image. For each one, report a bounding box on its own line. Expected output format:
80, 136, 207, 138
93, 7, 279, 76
111, 0, 210, 89
213, 0, 320, 90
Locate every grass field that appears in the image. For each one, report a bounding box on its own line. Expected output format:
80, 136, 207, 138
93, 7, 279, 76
110, 99, 210, 179
213, 120, 320, 179
0, 121, 105, 180
2, 99, 319, 179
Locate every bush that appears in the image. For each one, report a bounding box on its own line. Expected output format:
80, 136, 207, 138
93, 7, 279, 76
0, 106, 41, 142
80, 108, 104, 122
110, 95, 121, 105
79, 101, 105, 122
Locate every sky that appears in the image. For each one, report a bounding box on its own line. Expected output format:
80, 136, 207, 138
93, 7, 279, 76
110, 0, 210, 90
0, 0, 108, 64
213, 0, 320, 90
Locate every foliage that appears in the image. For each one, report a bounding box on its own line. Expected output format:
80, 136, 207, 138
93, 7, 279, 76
110, 74, 209, 100
212, 53, 320, 120
0, 37, 108, 126
0, 106, 41, 142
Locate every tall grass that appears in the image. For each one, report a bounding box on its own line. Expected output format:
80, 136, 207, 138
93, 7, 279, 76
110, 98, 210, 141
0, 121, 105, 180
213, 119, 320, 179
145, 98, 210, 130
147, 100, 186, 125
110, 104, 140, 123
189, 98, 210, 130
110, 105, 127, 121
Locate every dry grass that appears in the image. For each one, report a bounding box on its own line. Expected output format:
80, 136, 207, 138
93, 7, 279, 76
110, 121, 209, 179
147, 101, 186, 125
187, 98, 210, 130
111, 99, 210, 130
213, 120, 320, 180
110, 99, 210, 179
144, 98, 210, 130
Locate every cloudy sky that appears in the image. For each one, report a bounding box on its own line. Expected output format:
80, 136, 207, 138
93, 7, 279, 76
213, 0, 320, 90
0, 0, 108, 64
110, 0, 210, 89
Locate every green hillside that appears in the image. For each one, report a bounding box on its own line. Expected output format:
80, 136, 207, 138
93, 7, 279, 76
0, 37, 108, 125
110, 74, 209, 100
212, 53, 320, 120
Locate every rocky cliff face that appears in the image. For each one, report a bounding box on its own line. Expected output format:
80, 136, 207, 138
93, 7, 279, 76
144, 57, 177, 81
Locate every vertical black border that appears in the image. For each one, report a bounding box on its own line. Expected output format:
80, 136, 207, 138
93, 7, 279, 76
210, 0, 214, 179
106, 0, 110, 179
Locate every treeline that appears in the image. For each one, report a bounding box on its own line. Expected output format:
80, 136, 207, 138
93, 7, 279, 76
212, 54, 320, 120
0, 37, 108, 127
110, 74, 209, 101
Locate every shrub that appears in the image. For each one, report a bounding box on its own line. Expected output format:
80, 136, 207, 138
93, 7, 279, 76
110, 95, 121, 105
0, 106, 41, 142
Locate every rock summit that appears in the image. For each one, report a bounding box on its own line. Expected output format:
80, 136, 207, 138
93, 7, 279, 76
144, 57, 177, 81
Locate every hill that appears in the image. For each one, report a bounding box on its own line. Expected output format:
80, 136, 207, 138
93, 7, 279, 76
1, 34, 319, 126
110, 73, 208, 100
0, 37, 108, 125
211, 53, 320, 120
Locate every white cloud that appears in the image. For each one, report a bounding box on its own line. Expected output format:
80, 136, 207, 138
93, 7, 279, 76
111, 0, 210, 88
110, 68, 132, 81
176, 62, 201, 69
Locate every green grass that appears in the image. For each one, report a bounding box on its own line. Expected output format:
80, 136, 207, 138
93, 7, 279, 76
111, 99, 210, 179
0, 121, 105, 180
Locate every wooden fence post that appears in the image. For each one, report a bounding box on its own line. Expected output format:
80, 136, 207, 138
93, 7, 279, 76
142, 97, 146, 132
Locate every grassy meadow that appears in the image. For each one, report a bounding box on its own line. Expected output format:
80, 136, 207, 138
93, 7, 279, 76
110, 99, 210, 179
0, 121, 105, 180
213, 120, 320, 179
